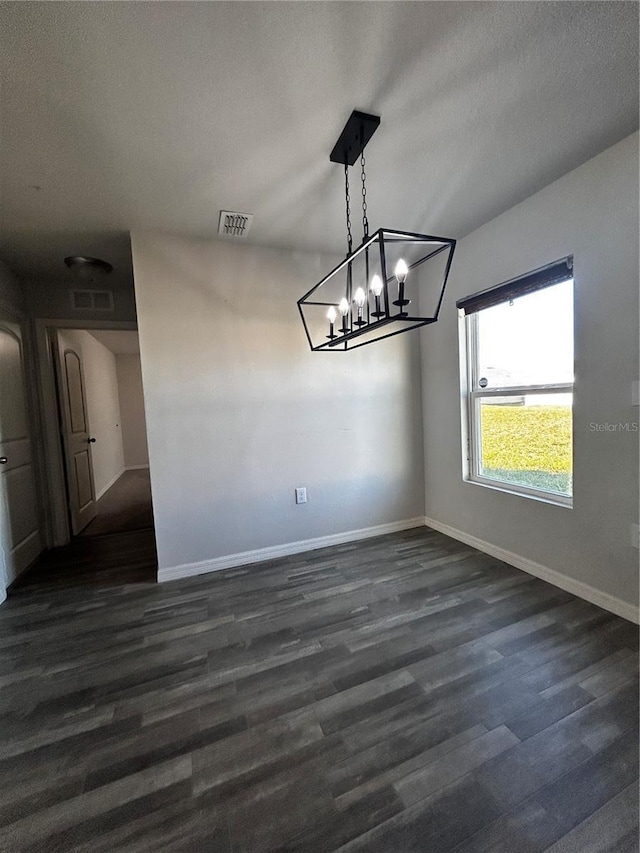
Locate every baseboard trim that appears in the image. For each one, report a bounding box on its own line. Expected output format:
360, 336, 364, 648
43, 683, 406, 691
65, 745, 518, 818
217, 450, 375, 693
95, 468, 126, 501
158, 517, 426, 583
3, 530, 43, 600
424, 516, 639, 625
125, 464, 150, 471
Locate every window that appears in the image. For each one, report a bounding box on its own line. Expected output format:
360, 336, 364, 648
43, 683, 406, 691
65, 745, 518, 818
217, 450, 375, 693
458, 258, 574, 506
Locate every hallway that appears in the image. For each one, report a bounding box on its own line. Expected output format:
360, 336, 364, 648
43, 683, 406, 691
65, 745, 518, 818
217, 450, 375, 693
14, 528, 157, 590
80, 469, 154, 538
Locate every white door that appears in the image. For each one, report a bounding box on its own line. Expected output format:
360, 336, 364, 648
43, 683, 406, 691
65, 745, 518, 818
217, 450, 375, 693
57, 346, 97, 535
0, 317, 42, 602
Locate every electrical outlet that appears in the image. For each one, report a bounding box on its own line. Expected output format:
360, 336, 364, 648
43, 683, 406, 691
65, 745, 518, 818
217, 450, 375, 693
631, 523, 639, 549
295, 487, 307, 505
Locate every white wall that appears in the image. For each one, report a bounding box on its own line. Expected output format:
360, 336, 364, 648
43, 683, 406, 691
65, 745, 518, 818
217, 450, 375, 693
421, 133, 639, 614
57, 330, 125, 498
116, 353, 149, 468
131, 232, 425, 574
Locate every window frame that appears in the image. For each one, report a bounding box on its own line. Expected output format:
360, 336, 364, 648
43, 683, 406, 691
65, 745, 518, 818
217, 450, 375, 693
462, 279, 574, 508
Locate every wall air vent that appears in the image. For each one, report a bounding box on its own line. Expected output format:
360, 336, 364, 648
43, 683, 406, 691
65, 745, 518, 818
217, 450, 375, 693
70, 289, 114, 311
218, 210, 253, 239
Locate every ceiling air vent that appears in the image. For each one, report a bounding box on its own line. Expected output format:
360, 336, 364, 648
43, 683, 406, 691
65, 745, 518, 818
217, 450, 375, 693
71, 289, 114, 311
218, 210, 253, 239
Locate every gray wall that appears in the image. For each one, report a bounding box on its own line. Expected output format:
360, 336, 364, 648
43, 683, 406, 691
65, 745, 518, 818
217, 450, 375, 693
116, 353, 149, 468
421, 132, 639, 609
131, 232, 425, 572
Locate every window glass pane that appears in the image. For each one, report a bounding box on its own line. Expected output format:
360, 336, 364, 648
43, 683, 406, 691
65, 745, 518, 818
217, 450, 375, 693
476, 280, 573, 388
478, 394, 572, 496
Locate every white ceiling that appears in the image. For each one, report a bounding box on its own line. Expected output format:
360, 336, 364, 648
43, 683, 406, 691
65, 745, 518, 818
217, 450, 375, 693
1, 2, 637, 289
86, 330, 139, 355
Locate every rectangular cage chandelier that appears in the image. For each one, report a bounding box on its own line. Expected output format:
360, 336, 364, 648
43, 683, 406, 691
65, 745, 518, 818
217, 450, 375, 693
297, 111, 456, 351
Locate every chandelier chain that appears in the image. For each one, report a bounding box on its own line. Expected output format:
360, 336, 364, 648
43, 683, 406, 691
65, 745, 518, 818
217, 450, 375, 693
360, 146, 369, 240
344, 161, 353, 255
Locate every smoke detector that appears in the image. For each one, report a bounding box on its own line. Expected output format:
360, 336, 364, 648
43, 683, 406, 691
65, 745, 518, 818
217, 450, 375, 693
218, 211, 253, 239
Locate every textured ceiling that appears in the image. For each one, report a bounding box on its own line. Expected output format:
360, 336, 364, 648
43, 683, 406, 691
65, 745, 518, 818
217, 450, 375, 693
1, 1, 638, 289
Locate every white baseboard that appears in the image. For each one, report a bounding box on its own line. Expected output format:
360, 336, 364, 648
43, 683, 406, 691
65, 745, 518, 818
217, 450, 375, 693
95, 468, 126, 501
424, 516, 639, 625
158, 517, 426, 583
125, 464, 150, 471
4, 530, 42, 593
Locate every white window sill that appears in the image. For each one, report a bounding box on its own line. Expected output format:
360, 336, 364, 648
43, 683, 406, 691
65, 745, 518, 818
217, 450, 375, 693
464, 474, 573, 509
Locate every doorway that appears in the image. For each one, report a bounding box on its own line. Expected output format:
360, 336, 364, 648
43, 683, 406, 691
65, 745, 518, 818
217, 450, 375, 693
53, 328, 153, 539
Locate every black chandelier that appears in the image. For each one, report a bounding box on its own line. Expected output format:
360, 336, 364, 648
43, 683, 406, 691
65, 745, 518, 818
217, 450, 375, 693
297, 111, 456, 351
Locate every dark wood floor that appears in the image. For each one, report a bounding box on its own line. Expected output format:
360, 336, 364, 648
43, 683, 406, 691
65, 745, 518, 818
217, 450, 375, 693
1, 527, 638, 852
79, 469, 154, 538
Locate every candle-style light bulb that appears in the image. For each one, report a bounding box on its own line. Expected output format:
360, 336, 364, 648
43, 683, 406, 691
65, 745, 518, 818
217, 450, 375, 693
393, 259, 410, 316
338, 297, 350, 334
326, 305, 337, 341
354, 287, 366, 327
394, 259, 408, 284
370, 274, 383, 297
370, 273, 384, 319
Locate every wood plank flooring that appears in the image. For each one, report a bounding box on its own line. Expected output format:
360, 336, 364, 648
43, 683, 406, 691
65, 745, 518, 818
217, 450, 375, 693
1, 526, 638, 852
79, 469, 154, 538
